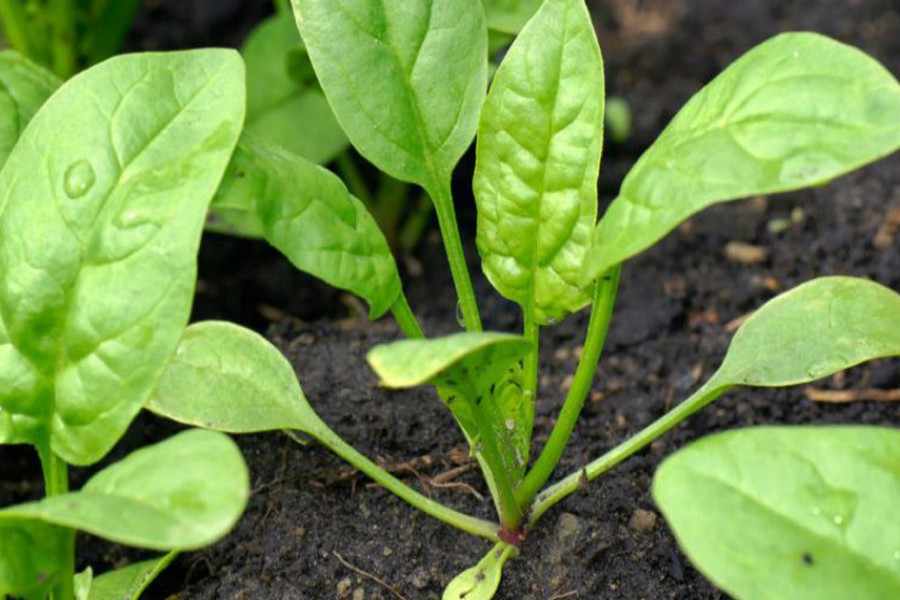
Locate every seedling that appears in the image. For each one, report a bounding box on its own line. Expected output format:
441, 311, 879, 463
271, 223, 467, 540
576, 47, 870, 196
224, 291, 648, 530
0, 50, 250, 599
152, 0, 900, 597
0, 0, 139, 78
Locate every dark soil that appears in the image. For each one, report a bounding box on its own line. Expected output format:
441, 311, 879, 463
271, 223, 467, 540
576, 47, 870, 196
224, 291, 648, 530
1, 1, 898, 599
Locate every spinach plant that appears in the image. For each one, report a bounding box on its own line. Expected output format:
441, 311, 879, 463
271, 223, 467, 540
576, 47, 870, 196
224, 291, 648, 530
0, 0, 139, 78
151, 0, 900, 597
0, 50, 250, 599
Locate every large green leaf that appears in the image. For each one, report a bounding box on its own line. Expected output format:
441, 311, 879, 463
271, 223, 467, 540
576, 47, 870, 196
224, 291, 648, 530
0, 520, 66, 600
147, 321, 326, 437
0, 50, 246, 464
242, 12, 348, 164
583, 33, 900, 281
474, 0, 604, 324
0, 51, 60, 166
710, 276, 900, 388
291, 0, 487, 188
482, 0, 541, 34
654, 427, 900, 599
0, 429, 249, 550
211, 135, 401, 318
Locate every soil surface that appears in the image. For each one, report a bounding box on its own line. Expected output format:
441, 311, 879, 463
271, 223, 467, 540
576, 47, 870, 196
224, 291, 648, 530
1, 1, 898, 599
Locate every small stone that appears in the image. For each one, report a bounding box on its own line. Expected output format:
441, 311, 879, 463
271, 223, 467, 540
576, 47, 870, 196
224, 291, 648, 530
629, 508, 658, 533
352, 587, 365, 600
545, 512, 584, 564
382, 546, 393, 557
411, 566, 431, 589
724, 241, 768, 264
337, 577, 352, 598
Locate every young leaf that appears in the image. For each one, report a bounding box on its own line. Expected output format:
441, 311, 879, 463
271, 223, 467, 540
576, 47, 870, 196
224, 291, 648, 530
211, 136, 402, 318
443, 542, 515, 600
482, 0, 541, 35
474, 0, 605, 323
291, 0, 488, 188
86, 553, 177, 600
709, 276, 900, 388
147, 321, 327, 438
242, 12, 348, 164
0, 51, 60, 166
0, 50, 245, 464
654, 427, 900, 599
0, 520, 66, 600
584, 33, 900, 281
368, 332, 531, 394
0, 429, 249, 550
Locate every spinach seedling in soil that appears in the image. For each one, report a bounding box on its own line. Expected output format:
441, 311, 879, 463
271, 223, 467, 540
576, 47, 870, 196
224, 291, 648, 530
151, 1, 900, 598
0, 50, 250, 599
0, 0, 139, 78
210, 0, 541, 254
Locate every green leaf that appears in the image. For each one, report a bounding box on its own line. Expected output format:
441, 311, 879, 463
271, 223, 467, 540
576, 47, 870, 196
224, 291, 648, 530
292, 0, 488, 188
368, 332, 531, 395
654, 427, 900, 600
0, 520, 67, 600
242, 12, 348, 164
443, 542, 515, 600
0, 430, 249, 550
474, 0, 605, 324
87, 553, 177, 600
211, 135, 402, 318
584, 33, 900, 281
709, 276, 900, 389
482, 0, 541, 34
0, 51, 60, 166
147, 321, 326, 437
0, 50, 246, 464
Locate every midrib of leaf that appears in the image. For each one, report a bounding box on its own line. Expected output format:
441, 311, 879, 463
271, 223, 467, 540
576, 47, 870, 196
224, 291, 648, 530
680, 467, 900, 587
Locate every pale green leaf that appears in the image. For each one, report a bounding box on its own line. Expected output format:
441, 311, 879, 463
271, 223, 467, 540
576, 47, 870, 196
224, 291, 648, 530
368, 332, 531, 394
87, 553, 177, 600
0, 51, 246, 464
211, 135, 401, 318
242, 12, 348, 164
147, 321, 326, 437
0, 520, 66, 600
654, 427, 900, 600
443, 542, 514, 600
709, 276, 900, 389
482, 0, 541, 35
0, 430, 249, 550
0, 51, 60, 166
74, 567, 92, 600
475, 0, 604, 323
584, 33, 900, 281
292, 0, 488, 187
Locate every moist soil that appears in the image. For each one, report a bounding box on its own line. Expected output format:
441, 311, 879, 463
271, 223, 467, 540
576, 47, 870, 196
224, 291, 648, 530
1, 1, 899, 599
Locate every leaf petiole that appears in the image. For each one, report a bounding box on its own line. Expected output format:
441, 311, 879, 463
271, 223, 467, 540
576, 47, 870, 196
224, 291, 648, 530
517, 265, 621, 508
37, 446, 76, 600
390, 293, 424, 339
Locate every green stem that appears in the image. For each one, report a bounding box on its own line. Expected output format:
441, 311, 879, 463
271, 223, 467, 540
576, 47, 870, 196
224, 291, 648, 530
527, 380, 729, 528
38, 445, 75, 600
398, 192, 433, 252
0, 0, 35, 57
469, 393, 523, 531
302, 423, 499, 542
49, 0, 77, 78
517, 265, 621, 508
427, 179, 481, 332
520, 308, 539, 462
334, 152, 374, 206
390, 292, 424, 339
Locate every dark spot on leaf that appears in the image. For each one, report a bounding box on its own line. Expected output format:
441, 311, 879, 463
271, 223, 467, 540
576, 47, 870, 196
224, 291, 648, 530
475, 569, 485, 582
802, 552, 814, 566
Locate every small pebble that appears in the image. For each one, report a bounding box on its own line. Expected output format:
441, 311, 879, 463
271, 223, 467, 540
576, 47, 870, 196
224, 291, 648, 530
337, 577, 352, 598
724, 241, 768, 264
352, 587, 365, 600
629, 508, 658, 533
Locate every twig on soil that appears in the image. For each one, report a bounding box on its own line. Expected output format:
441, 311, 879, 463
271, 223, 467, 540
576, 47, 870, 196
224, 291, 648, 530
804, 387, 900, 403
333, 551, 409, 600
548, 591, 579, 600
724, 310, 754, 332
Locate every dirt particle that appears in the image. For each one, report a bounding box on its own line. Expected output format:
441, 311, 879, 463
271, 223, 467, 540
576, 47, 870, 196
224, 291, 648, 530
337, 577, 352, 598
802, 552, 814, 566
352, 587, 365, 600
629, 508, 658, 533
724, 241, 769, 264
